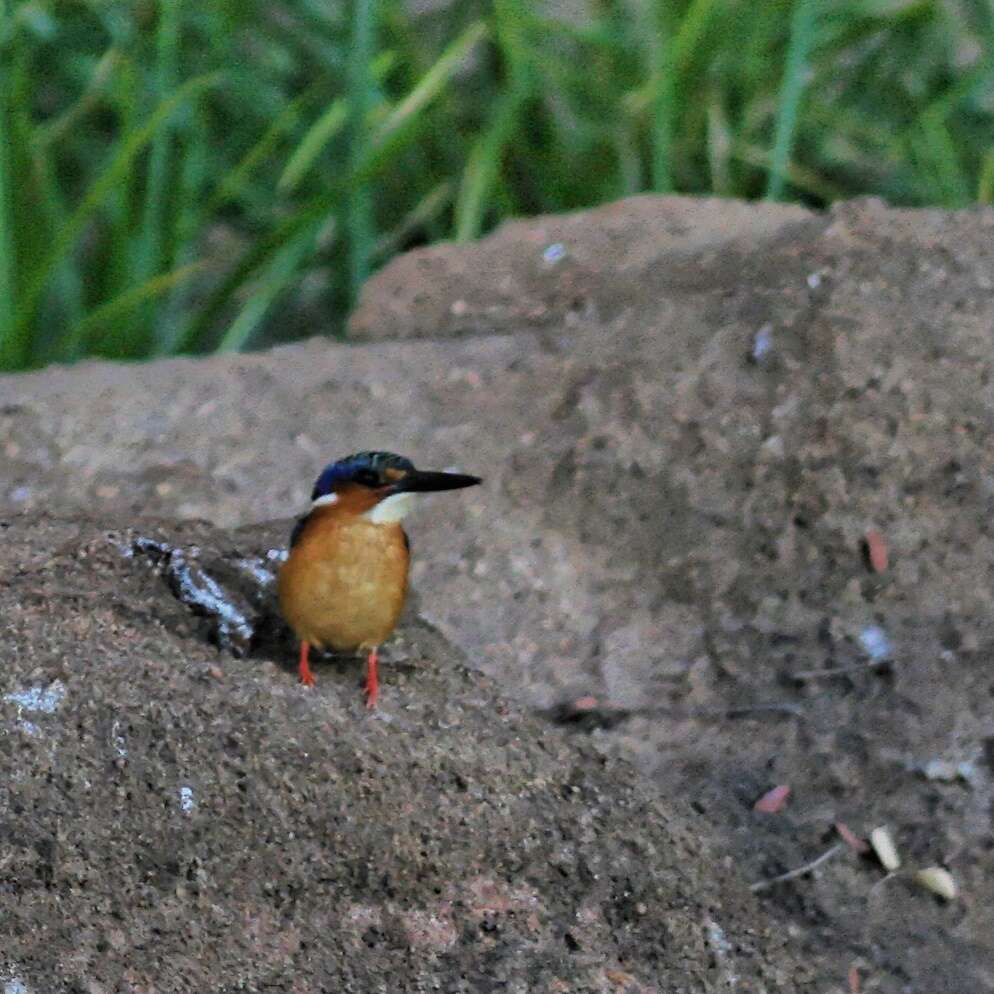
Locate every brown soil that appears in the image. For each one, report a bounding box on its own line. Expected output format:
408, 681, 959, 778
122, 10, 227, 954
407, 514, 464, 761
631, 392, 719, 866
1, 514, 808, 992
2, 195, 993, 991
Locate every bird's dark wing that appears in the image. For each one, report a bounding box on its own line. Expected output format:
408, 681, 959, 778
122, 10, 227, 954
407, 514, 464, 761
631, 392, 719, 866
289, 514, 310, 549
402, 528, 410, 553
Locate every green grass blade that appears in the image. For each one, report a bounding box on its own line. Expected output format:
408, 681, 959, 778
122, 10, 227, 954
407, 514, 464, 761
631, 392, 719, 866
979, 148, 994, 204
672, 0, 718, 73
151, 103, 212, 357
706, 92, 733, 194
646, 1, 677, 192
208, 94, 308, 213
911, 110, 970, 207
12, 71, 219, 341
737, 141, 844, 202
346, 0, 379, 302
373, 20, 486, 148
0, 1, 19, 369
136, 0, 183, 285
27, 144, 85, 358
279, 54, 399, 196
98, 52, 143, 319
455, 3, 531, 241
65, 261, 207, 356
216, 226, 318, 353
454, 94, 523, 242
33, 47, 120, 151
172, 186, 342, 354
278, 98, 348, 194
373, 180, 451, 262
766, 0, 819, 201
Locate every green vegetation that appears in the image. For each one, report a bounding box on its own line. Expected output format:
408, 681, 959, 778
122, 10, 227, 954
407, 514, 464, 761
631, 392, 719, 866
1, 0, 992, 371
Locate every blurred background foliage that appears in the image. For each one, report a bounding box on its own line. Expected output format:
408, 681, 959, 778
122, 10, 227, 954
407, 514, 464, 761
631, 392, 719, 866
0, 0, 992, 371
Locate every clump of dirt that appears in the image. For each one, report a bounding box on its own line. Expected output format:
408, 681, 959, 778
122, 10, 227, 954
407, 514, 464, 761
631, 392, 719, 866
0, 513, 813, 992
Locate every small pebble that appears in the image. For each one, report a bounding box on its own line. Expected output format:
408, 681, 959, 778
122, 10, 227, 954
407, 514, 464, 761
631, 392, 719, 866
750, 324, 773, 363
869, 826, 900, 872
4, 681, 66, 714
915, 866, 957, 900
542, 242, 566, 264
859, 626, 892, 662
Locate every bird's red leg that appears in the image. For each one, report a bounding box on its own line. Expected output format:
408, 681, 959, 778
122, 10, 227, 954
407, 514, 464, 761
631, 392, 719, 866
298, 641, 316, 687
364, 647, 379, 709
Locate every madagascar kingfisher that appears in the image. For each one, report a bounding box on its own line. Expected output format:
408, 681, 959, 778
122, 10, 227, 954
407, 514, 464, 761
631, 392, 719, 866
278, 451, 481, 708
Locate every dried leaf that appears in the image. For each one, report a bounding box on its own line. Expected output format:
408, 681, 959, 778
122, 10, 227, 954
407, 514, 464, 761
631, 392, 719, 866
753, 784, 791, 814
848, 964, 861, 994
835, 821, 870, 854
864, 528, 888, 572
571, 695, 599, 712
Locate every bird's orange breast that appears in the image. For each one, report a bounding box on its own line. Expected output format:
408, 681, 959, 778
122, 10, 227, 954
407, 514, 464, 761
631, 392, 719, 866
278, 508, 410, 652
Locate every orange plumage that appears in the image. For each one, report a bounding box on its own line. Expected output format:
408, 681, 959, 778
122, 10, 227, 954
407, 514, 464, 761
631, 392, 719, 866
278, 487, 409, 654
277, 451, 480, 707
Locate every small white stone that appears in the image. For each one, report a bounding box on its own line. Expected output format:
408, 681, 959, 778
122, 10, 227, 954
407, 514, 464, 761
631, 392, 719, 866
869, 826, 901, 872
760, 435, 785, 460
859, 626, 892, 662
921, 759, 958, 782
751, 324, 773, 362
4, 681, 66, 713
915, 867, 957, 900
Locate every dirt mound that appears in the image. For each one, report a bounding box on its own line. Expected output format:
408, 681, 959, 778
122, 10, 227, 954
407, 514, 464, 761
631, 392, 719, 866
1, 513, 808, 992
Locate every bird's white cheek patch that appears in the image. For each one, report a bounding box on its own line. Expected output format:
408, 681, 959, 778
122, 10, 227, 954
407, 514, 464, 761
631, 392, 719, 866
312, 493, 339, 508
364, 491, 417, 523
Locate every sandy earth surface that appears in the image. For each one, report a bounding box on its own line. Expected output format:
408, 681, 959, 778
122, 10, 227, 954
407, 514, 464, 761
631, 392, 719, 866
2, 195, 994, 991
2, 514, 809, 993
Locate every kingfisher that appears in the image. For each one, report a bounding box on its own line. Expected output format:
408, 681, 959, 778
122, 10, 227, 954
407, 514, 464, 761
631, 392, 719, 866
277, 451, 481, 708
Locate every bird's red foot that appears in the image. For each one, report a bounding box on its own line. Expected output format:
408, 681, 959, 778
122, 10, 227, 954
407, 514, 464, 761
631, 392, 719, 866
364, 647, 379, 709
298, 641, 316, 688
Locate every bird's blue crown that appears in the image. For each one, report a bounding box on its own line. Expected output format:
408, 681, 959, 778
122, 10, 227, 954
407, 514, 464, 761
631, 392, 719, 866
311, 451, 415, 499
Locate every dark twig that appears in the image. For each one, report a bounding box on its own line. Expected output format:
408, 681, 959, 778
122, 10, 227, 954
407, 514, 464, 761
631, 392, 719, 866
791, 660, 889, 681
545, 699, 803, 730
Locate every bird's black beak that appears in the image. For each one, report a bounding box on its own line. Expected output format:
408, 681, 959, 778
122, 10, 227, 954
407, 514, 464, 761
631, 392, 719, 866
397, 469, 482, 493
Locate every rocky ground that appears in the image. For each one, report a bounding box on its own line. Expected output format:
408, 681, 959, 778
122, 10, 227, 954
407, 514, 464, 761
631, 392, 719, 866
2, 514, 809, 993
2, 195, 994, 992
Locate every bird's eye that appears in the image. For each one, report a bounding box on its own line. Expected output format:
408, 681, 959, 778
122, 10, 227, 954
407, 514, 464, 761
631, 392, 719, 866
354, 468, 380, 487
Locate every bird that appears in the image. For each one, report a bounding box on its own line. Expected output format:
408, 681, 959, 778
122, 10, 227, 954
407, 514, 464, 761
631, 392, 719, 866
277, 451, 481, 708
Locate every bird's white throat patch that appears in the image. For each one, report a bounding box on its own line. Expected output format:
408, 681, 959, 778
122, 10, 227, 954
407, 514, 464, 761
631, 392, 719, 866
311, 492, 339, 507
363, 491, 417, 523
